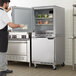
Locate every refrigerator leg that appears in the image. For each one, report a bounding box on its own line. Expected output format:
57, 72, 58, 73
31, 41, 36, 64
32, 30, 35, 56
52, 65, 56, 70
61, 62, 65, 67
73, 65, 75, 70
72, 39, 75, 70
29, 62, 31, 67
34, 64, 38, 68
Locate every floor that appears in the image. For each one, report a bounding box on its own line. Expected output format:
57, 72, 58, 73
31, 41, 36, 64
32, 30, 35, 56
7, 62, 76, 76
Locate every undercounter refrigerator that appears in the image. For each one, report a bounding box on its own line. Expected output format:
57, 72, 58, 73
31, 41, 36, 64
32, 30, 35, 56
32, 6, 65, 70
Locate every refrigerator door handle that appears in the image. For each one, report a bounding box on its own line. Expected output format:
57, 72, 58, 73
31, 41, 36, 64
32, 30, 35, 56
47, 38, 54, 40
9, 41, 27, 43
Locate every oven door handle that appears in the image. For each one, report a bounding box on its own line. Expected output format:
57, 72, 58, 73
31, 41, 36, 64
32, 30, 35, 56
8, 41, 27, 43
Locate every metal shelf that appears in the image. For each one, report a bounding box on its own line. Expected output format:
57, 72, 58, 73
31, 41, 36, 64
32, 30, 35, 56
36, 24, 53, 26
35, 18, 53, 20
72, 4, 76, 70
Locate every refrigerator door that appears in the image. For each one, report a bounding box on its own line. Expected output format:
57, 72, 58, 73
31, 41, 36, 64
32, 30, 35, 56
32, 38, 54, 63
12, 7, 35, 32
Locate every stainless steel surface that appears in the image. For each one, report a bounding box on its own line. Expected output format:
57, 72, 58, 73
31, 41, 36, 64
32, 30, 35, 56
32, 31, 55, 38
33, 6, 63, 10
32, 38, 54, 63
32, 6, 65, 69
72, 5, 76, 70
32, 33, 65, 66
11, 6, 65, 69
8, 40, 27, 43
72, 6, 75, 70
12, 7, 35, 32
69, 4, 76, 70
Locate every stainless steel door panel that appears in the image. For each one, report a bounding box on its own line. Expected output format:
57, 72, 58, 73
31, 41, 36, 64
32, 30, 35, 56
7, 42, 27, 55
12, 7, 35, 32
9, 40, 27, 43
32, 38, 54, 63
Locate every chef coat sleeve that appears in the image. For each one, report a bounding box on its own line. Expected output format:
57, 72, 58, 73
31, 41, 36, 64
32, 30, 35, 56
2, 11, 11, 25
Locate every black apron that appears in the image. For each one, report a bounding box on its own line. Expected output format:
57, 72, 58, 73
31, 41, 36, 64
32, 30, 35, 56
0, 8, 8, 52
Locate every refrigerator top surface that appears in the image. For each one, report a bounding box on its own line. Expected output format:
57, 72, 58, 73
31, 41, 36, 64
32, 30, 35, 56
33, 5, 64, 10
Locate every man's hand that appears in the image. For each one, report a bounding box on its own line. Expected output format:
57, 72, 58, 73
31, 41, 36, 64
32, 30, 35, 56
19, 24, 28, 30
19, 24, 25, 28
8, 22, 28, 29
5, 6, 16, 12
5, 7, 11, 12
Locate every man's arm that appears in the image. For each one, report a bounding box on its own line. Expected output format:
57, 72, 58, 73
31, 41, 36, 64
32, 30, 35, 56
8, 22, 24, 28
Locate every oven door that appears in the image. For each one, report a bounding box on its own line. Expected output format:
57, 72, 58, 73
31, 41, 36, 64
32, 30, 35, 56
7, 40, 28, 55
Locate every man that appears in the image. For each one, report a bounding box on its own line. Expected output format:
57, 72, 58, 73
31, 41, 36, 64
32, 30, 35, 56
0, 0, 24, 76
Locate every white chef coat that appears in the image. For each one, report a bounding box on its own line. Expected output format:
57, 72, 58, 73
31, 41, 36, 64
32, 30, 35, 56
0, 8, 11, 30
